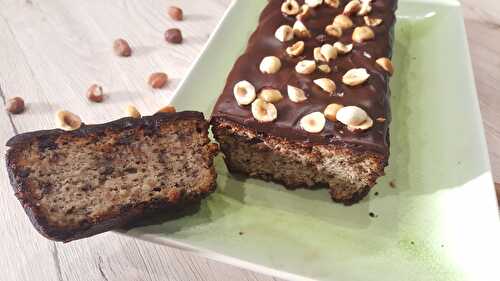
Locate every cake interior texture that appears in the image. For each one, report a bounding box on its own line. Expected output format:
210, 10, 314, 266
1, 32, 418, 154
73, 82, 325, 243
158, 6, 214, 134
212, 119, 386, 205
6, 113, 218, 241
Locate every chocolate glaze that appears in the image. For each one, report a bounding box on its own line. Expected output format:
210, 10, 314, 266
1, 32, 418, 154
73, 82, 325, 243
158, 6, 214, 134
211, 0, 397, 155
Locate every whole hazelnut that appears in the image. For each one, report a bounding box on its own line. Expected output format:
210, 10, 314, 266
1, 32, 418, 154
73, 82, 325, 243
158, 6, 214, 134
148, 72, 169, 89
168, 6, 183, 21
113, 38, 132, 57
86, 84, 104, 103
6, 97, 25, 114
165, 28, 183, 44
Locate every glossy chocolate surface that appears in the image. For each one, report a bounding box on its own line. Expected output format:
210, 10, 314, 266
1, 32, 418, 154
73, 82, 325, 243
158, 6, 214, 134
211, 0, 397, 154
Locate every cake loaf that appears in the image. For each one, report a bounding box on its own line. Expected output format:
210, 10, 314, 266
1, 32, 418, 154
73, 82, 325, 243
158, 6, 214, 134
211, 0, 396, 204
6, 112, 218, 242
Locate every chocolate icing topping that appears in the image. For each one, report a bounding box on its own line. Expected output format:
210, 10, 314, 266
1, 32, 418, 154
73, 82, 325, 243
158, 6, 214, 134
211, 0, 397, 154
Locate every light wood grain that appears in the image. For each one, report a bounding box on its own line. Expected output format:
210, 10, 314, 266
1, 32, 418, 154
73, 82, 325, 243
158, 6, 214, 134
0, 0, 498, 281
461, 0, 500, 184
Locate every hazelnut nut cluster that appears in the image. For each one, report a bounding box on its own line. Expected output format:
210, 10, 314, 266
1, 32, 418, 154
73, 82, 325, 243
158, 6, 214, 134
230, 0, 397, 133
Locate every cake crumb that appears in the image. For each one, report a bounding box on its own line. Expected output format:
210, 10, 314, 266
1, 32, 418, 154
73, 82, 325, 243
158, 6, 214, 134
369, 212, 378, 218
238, 231, 244, 235
374, 192, 379, 196
389, 180, 396, 188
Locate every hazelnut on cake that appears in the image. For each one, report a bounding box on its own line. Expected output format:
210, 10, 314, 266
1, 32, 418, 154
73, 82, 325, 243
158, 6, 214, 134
210, 0, 397, 204
6, 112, 218, 242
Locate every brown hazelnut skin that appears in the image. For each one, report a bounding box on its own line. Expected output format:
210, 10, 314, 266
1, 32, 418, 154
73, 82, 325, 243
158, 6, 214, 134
148, 72, 169, 89
6, 97, 25, 114
113, 38, 132, 57
164, 28, 183, 44
168, 6, 183, 21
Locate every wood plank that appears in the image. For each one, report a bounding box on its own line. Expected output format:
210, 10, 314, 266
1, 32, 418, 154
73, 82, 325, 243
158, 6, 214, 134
461, 0, 500, 182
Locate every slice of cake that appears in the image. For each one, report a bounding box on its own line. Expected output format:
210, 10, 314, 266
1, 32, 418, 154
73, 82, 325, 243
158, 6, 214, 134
211, 0, 396, 204
6, 112, 218, 242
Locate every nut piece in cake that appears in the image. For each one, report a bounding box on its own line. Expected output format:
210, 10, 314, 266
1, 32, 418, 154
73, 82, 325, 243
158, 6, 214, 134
251, 98, 278, 122
295, 60, 316, 74
352, 26, 375, 43
300, 112, 326, 133
305, 0, 323, 8
275, 25, 294, 42
334, 42, 354, 54
281, 0, 300, 16
314, 78, 336, 94
333, 15, 354, 30
324, 103, 344, 122
260, 56, 282, 74
258, 89, 283, 103
286, 41, 305, 57
233, 80, 256, 106
293, 21, 311, 38
343, 68, 370, 86
343, 0, 361, 15
364, 16, 383, 27
376, 57, 394, 75
325, 23, 343, 38
336, 106, 374, 131
287, 85, 308, 103
325, 0, 340, 8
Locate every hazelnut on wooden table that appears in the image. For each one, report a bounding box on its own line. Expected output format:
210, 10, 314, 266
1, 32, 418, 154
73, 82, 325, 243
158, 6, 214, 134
56, 110, 82, 131
113, 38, 132, 57
165, 28, 183, 44
5, 97, 25, 114
148, 72, 169, 89
157, 105, 176, 114
125, 105, 141, 118
168, 6, 183, 21
86, 84, 104, 103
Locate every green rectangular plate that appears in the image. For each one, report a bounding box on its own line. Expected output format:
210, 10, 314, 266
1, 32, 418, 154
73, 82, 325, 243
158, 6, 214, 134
124, 0, 500, 280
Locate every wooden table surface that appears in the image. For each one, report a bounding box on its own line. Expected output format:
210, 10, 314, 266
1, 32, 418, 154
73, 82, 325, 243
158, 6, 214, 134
0, 1, 498, 281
